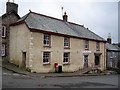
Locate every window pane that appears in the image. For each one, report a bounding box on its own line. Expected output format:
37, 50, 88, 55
2, 28, 4, 36
64, 37, 70, 47
44, 34, 50, 46
85, 40, 89, 49
63, 52, 70, 63
43, 52, 50, 63
96, 42, 100, 50
2, 26, 6, 37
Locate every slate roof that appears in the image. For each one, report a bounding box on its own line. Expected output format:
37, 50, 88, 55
106, 43, 120, 51
11, 11, 106, 42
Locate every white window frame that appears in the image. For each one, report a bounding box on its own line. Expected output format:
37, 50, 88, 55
1, 44, 5, 56
2, 26, 6, 38
84, 40, 89, 49
43, 52, 50, 64
64, 37, 70, 48
43, 34, 51, 46
63, 52, 70, 64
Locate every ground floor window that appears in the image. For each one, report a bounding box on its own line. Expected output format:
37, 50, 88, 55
0, 44, 5, 56
95, 56, 100, 65
43, 52, 50, 64
63, 52, 70, 64
84, 55, 88, 68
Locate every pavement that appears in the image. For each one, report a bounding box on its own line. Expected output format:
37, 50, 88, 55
1, 61, 117, 77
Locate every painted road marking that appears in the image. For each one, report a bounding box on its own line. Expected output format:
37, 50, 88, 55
3, 73, 31, 78
13, 73, 20, 76
3, 73, 11, 75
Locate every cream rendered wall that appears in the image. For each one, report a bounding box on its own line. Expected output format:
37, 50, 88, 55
9, 23, 106, 72
9, 24, 30, 67
30, 31, 106, 73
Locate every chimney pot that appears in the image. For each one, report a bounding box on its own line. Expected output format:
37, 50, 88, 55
107, 33, 112, 44
63, 12, 68, 22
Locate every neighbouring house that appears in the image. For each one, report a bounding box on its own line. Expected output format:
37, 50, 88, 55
0, 1, 20, 61
106, 33, 120, 69
9, 9, 107, 73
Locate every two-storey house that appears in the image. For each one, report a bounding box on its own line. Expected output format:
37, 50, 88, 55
9, 10, 106, 73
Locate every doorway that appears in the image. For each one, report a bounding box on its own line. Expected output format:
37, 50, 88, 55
84, 55, 88, 68
95, 56, 100, 66
22, 52, 26, 67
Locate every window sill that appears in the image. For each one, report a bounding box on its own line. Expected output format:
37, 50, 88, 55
64, 47, 70, 49
63, 62, 70, 65
43, 62, 50, 65
85, 48, 89, 50
2, 37, 6, 39
1, 55, 6, 57
43, 45, 51, 48
96, 49, 100, 51
110, 57, 113, 59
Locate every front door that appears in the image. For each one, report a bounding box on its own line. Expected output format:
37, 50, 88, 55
22, 52, 26, 67
84, 55, 88, 68
95, 56, 100, 66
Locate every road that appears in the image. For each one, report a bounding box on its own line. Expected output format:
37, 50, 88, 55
2, 68, 119, 88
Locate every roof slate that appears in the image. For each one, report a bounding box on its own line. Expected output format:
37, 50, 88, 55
106, 43, 120, 51
13, 11, 106, 42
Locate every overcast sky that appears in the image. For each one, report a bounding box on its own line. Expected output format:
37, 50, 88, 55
0, 0, 119, 43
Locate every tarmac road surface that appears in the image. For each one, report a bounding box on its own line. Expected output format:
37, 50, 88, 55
2, 68, 119, 88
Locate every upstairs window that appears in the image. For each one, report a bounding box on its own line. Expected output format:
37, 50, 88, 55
43, 34, 51, 46
63, 52, 70, 64
1, 26, 6, 37
64, 37, 70, 48
96, 42, 100, 51
43, 52, 50, 64
84, 40, 89, 50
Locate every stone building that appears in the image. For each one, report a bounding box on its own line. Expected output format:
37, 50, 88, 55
0, 1, 20, 61
9, 10, 106, 73
106, 34, 120, 69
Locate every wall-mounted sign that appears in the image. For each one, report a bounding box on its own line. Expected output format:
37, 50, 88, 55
83, 51, 92, 55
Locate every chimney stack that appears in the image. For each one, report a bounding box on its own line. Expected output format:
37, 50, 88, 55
63, 12, 68, 22
107, 33, 112, 44
6, 1, 18, 14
